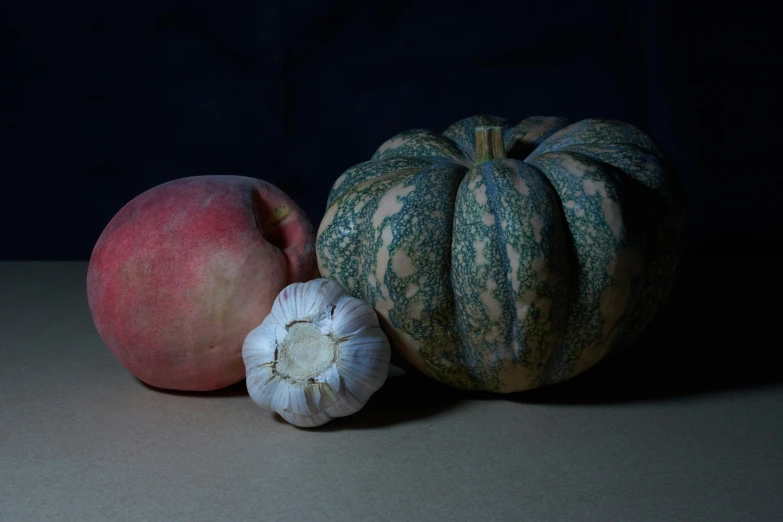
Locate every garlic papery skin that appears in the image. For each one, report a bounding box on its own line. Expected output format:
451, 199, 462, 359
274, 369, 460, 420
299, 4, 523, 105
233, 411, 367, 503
242, 278, 391, 428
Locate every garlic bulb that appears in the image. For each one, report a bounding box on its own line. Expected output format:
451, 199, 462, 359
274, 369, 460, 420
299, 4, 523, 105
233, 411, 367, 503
242, 278, 391, 427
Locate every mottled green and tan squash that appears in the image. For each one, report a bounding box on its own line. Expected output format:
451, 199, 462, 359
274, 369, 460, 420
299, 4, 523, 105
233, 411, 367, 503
316, 115, 685, 393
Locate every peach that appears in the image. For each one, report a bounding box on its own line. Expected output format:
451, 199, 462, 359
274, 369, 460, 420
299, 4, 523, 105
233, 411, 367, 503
87, 175, 319, 391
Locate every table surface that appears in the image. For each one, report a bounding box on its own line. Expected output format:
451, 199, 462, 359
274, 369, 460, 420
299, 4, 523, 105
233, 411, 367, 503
1, 261, 781, 522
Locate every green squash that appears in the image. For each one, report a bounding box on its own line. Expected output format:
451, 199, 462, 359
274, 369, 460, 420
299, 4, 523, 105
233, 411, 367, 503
316, 115, 685, 393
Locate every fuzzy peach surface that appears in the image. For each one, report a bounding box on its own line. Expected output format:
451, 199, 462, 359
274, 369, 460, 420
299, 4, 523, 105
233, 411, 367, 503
87, 175, 318, 391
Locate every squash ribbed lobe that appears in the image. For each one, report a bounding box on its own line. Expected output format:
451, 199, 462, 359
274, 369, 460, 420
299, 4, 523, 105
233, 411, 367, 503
316, 115, 685, 393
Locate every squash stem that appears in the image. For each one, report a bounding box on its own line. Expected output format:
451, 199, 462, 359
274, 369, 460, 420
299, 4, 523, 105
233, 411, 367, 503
474, 126, 505, 166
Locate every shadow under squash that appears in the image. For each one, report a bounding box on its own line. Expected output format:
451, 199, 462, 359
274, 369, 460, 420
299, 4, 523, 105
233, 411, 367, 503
325, 258, 783, 422
141, 259, 782, 425
509, 258, 782, 405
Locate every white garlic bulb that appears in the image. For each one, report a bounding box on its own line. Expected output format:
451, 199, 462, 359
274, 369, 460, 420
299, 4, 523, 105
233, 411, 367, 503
242, 278, 391, 428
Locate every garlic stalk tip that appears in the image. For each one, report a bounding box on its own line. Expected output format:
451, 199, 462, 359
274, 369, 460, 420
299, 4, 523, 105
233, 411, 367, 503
242, 278, 391, 427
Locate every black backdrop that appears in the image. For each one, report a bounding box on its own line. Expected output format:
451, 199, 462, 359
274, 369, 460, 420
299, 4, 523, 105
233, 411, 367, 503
2, 1, 779, 261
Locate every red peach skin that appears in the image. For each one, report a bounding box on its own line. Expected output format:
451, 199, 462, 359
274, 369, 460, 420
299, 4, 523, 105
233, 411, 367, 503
87, 175, 319, 391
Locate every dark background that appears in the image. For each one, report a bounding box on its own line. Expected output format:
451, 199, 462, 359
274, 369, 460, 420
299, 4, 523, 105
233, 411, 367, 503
1, 1, 779, 261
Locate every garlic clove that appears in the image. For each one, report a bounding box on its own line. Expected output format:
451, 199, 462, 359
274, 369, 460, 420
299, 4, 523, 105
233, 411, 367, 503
242, 278, 391, 428
338, 362, 386, 405
242, 321, 277, 362
276, 278, 345, 325
323, 363, 341, 392
285, 386, 310, 416
329, 297, 375, 335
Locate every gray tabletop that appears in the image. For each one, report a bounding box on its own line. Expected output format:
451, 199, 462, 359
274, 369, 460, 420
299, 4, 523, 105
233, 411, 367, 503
1, 261, 781, 521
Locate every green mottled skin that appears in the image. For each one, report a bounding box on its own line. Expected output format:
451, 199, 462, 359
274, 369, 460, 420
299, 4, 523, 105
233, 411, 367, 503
317, 115, 685, 393
371, 129, 471, 166
451, 159, 570, 391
